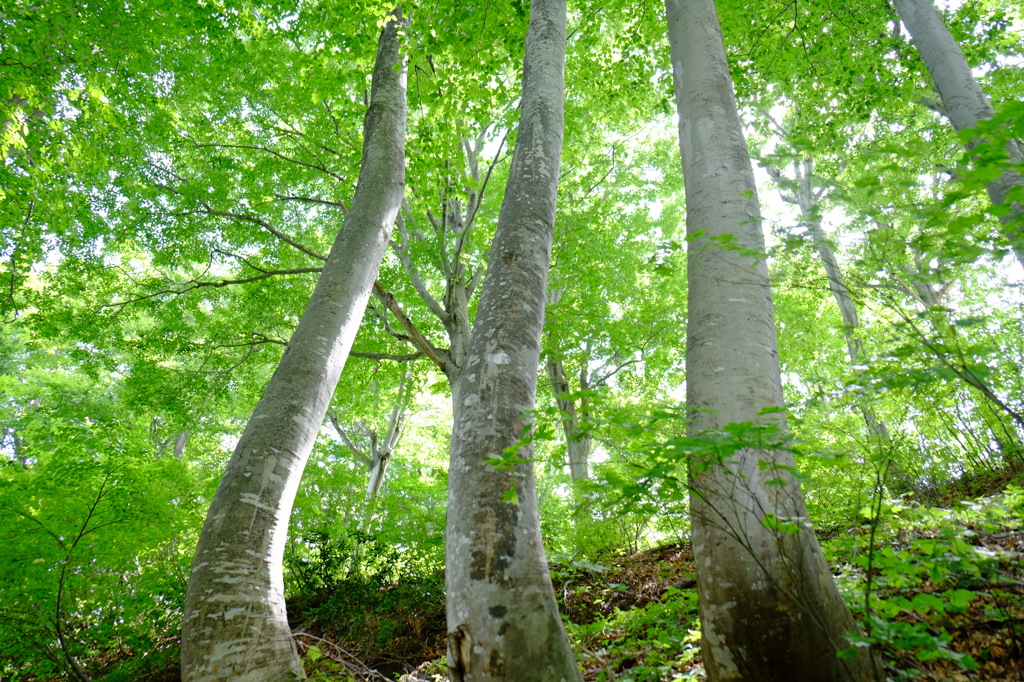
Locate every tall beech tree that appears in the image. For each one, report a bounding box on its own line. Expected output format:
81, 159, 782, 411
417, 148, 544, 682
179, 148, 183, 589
892, 0, 1024, 268
443, 0, 580, 678
180, 10, 407, 680
664, 0, 875, 679
759, 150, 903, 487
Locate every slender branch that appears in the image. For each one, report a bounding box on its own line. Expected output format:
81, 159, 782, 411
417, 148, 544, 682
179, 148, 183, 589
351, 350, 424, 362
257, 98, 346, 159
381, 371, 413, 454
195, 203, 327, 261
326, 410, 372, 467
186, 340, 259, 377
100, 267, 323, 311
892, 303, 1024, 430
213, 247, 270, 274
372, 281, 448, 372
292, 632, 391, 681
579, 140, 626, 200
744, 0, 798, 58
202, 333, 288, 352
391, 211, 447, 321
274, 194, 349, 214
591, 355, 642, 388
467, 264, 485, 301
273, 125, 346, 158
247, 332, 288, 346
182, 135, 345, 181
463, 127, 509, 235
756, 106, 789, 138
3, 505, 65, 549
368, 300, 412, 344
322, 100, 342, 138
917, 95, 949, 120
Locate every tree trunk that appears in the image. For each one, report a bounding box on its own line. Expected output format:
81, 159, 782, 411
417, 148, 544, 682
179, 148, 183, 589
180, 11, 407, 681
765, 158, 893, 446
664, 1, 876, 680
893, 0, 1024, 268
444, 0, 580, 679
546, 356, 592, 480
366, 374, 411, 503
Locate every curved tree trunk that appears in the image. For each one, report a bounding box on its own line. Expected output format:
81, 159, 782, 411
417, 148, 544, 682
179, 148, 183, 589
664, 1, 876, 680
444, 0, 579, 679
893, 0, 1024, 269
180, 11, 407, 681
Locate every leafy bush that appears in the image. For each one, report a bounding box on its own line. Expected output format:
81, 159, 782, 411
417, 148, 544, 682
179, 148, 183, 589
569, 591, 702, 682
285, 529, 447, 669
830, 484, 1024, 677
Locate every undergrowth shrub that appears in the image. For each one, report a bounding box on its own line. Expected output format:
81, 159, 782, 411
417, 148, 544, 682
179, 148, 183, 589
284, 528, 446, 668
569, 590, 702, 682
830, 484, 1024, 678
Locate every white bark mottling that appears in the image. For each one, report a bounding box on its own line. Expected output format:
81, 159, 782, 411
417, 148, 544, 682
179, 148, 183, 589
180, 10, 407, 681
444, 0, 580, 679
665, 0, 875, 680
893, 0, 1024, 268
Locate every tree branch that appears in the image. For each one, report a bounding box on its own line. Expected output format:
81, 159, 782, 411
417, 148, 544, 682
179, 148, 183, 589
350, 350, 424, 362
327, 410, 372, 467
100, 267, 323, 312
274, 194, 349, 215
183, 134, 345, 181
195, 203, 327, 261
372, 281, 448, 372
391, 211, 447, 321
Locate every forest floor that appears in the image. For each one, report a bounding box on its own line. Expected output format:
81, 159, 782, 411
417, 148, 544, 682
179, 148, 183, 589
292, 471, 1024, 682
108, 473, 1024, 681
295, 522, 1024, 682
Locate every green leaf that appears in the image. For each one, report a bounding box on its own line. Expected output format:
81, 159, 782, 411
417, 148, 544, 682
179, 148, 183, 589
910, 592, 945, 614
944, 589, 976, 610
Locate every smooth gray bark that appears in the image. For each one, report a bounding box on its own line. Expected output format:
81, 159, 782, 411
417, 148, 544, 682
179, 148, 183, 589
545, 287, 591, 481
665, 1, 875, 680
893, 0, 1024, 268
180, 11, 407, 681
366, 396, 407, 501
444, 0, 579, 679
546, 356, 592, 480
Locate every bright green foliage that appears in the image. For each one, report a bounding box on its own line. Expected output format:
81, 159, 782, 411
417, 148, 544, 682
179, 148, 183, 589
284, 529, 446, 673
827, 485, 1024, 677
0, 331, 205, 680
1, 0, 1024, 677
569, 591, 702, 682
